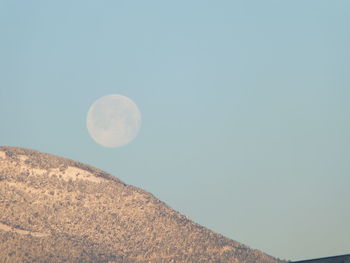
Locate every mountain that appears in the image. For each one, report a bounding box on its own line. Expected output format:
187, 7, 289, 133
0, 146, 285, 263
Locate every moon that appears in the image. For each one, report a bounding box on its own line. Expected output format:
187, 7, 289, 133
86, 94, 141, 148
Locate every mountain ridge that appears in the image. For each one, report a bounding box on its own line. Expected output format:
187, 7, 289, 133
0, 146, 285, 263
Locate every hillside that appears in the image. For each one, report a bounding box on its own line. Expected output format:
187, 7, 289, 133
0, 146, 284, 263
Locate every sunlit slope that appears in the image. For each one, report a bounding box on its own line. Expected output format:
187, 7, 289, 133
0, 146, 284, 263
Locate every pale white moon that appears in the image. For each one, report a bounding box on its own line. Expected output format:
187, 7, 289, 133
86, 94, 141, 148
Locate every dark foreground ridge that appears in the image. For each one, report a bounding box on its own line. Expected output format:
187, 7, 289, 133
291, 254, 350, 263
0, 146, 285, 263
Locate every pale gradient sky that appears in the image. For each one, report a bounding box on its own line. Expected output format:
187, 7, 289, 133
1, 1, 349, 261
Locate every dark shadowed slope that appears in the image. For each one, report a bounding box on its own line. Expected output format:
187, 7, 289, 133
0, 146, 285, 263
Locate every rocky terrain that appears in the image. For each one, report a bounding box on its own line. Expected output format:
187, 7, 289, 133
0, 146, 285, 263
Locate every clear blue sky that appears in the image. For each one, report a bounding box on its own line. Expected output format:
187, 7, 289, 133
1, 1, 349, 260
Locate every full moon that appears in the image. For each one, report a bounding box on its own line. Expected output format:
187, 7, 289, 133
86, 94, 141, 148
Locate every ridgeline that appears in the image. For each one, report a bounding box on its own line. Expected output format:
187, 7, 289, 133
0, 146, 284, 263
